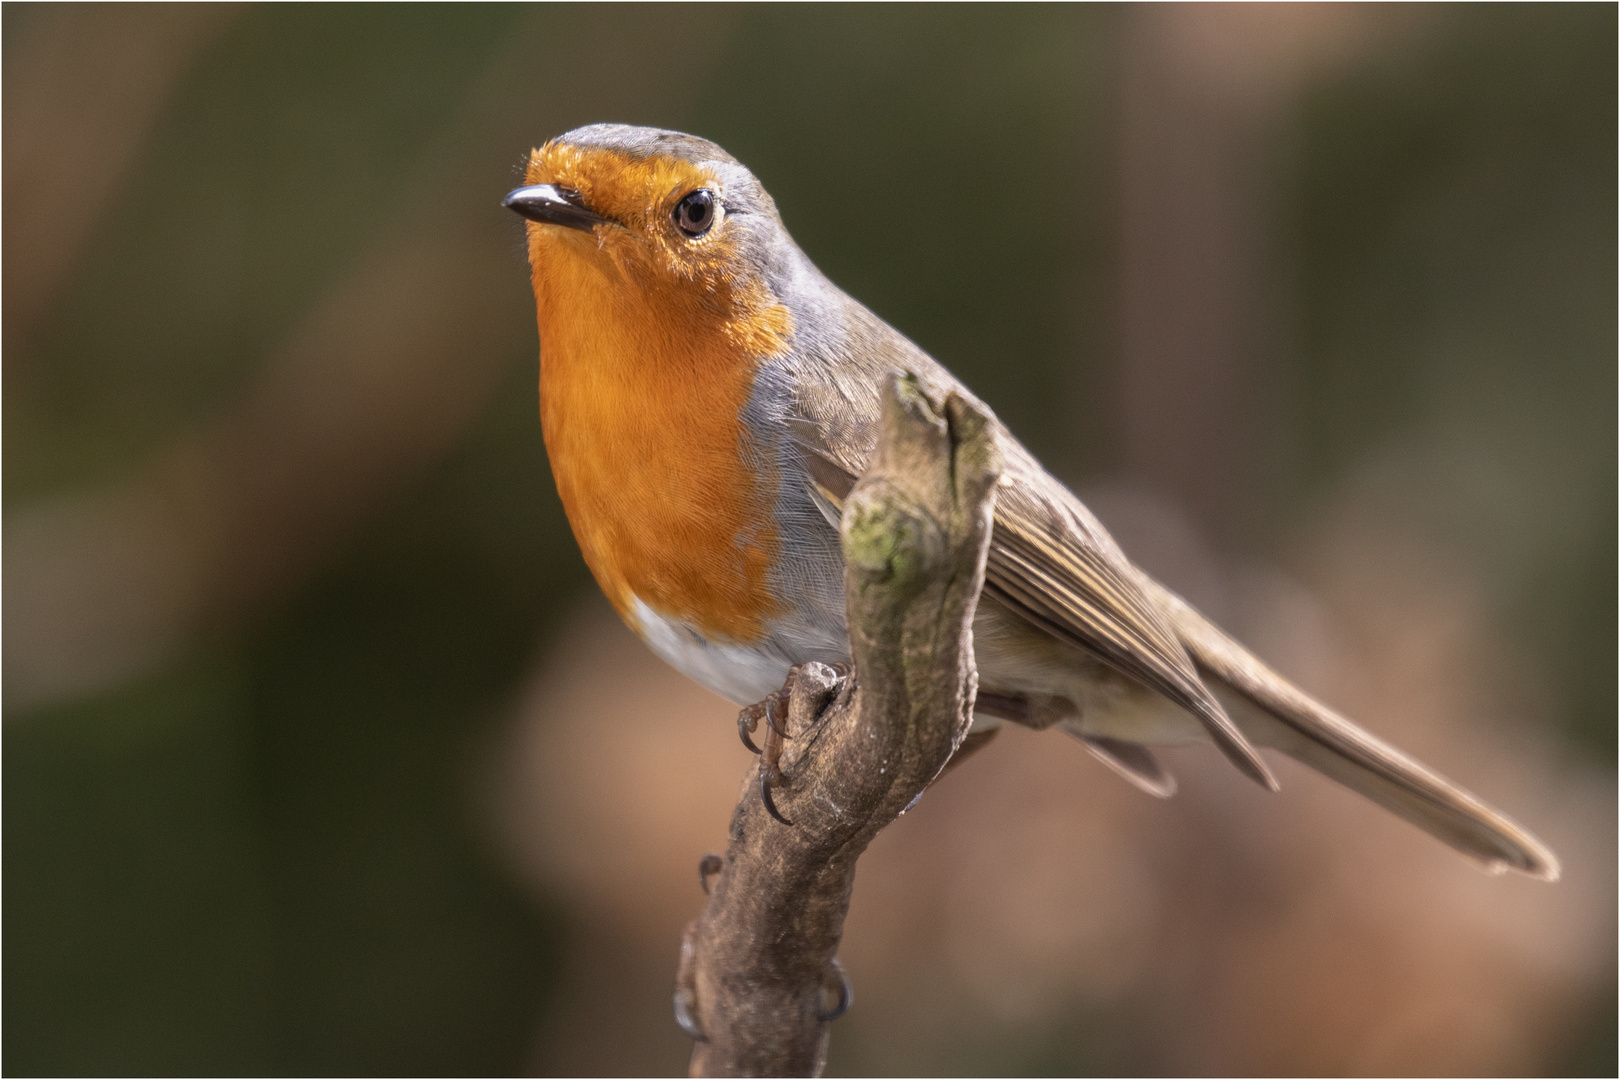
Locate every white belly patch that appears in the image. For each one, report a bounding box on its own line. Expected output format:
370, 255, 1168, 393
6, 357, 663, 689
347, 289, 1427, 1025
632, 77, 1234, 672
629, 596, 792, 705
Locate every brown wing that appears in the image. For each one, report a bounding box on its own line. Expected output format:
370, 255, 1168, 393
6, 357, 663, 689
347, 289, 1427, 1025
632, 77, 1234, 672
790, 416, 1276, 790
987, 479, 1274, 788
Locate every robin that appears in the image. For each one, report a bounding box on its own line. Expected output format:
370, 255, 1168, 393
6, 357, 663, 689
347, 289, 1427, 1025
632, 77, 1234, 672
504, 123, 1557, 880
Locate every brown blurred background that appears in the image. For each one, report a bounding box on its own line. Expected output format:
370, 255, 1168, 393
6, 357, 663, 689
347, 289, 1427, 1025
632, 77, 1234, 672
4, 4, 1614, 1075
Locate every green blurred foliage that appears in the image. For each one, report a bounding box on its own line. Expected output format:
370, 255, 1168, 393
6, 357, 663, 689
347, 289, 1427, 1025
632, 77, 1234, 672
6, 6, 569, 1074
4, 3, 1613, 1075
7, 5, 532, 503
691, 4, 1117, 473
1293, 4, 1617, 756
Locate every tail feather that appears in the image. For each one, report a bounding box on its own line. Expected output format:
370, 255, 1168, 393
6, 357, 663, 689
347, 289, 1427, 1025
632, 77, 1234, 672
1070, 730, 1178, 799
1145, 579, 1560, 881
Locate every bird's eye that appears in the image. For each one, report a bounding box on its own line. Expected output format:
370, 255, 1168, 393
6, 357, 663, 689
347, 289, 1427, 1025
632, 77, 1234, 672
674, 189, 716, 239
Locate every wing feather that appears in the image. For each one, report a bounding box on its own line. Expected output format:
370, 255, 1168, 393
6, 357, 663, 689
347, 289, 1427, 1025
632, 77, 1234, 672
790, 420, 1276, 790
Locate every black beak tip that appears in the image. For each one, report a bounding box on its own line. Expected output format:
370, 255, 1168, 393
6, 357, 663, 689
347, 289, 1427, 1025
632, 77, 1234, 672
502, 187, 541, 221
502, 184, 605, 232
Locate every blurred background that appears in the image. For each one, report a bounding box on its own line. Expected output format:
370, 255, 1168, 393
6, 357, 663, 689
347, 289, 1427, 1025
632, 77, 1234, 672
4, 3, 1614, 1075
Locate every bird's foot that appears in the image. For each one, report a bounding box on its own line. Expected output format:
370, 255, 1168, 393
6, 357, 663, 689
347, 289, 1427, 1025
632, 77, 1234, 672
736, 685, 790, 754
742, 663, 848, 827
758, 693, 792, 824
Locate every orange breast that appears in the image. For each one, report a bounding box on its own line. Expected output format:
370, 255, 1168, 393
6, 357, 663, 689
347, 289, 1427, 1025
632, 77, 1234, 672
532, 231, 790, 644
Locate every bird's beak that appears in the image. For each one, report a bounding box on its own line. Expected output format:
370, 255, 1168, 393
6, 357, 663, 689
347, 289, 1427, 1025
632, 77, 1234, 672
502, 184, 609, 232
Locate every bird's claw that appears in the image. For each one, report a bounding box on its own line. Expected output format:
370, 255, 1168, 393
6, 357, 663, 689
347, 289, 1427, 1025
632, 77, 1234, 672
673, 984, 704, 1041
817, 957, 852, 1022
743, 665, 846, 827
698, 853, 723, 895
763, 687, 791, 738
674, 921, 706, 1041
736, 702, 764, 755
739, 688, 791, 754
742, 684, 797, 825
760, 765, 792, 825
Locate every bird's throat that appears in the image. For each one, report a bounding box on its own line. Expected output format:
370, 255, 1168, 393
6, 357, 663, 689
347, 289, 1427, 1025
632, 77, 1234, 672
532, 240, 791, 645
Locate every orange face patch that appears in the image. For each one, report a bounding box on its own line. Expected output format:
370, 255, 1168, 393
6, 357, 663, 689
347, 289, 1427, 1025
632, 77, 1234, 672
523, 141, 793, 644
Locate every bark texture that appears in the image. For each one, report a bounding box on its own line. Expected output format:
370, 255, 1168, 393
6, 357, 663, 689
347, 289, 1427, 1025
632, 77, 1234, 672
678, 373, 1003, 1077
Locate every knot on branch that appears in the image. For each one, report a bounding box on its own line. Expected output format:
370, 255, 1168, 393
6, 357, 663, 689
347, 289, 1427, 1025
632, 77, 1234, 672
843, 373, 1001, 590
679, 373, 1002, 1078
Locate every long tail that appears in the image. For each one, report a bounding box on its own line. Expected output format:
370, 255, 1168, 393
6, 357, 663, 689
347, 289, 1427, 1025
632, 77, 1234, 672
1144, 579, 1560, 881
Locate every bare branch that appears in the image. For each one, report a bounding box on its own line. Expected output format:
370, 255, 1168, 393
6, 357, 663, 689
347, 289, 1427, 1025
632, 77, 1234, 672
678, 373, 1003, 1077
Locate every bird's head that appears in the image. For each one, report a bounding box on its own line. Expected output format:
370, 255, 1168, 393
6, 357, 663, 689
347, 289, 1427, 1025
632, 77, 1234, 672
505, 125, 799, 357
